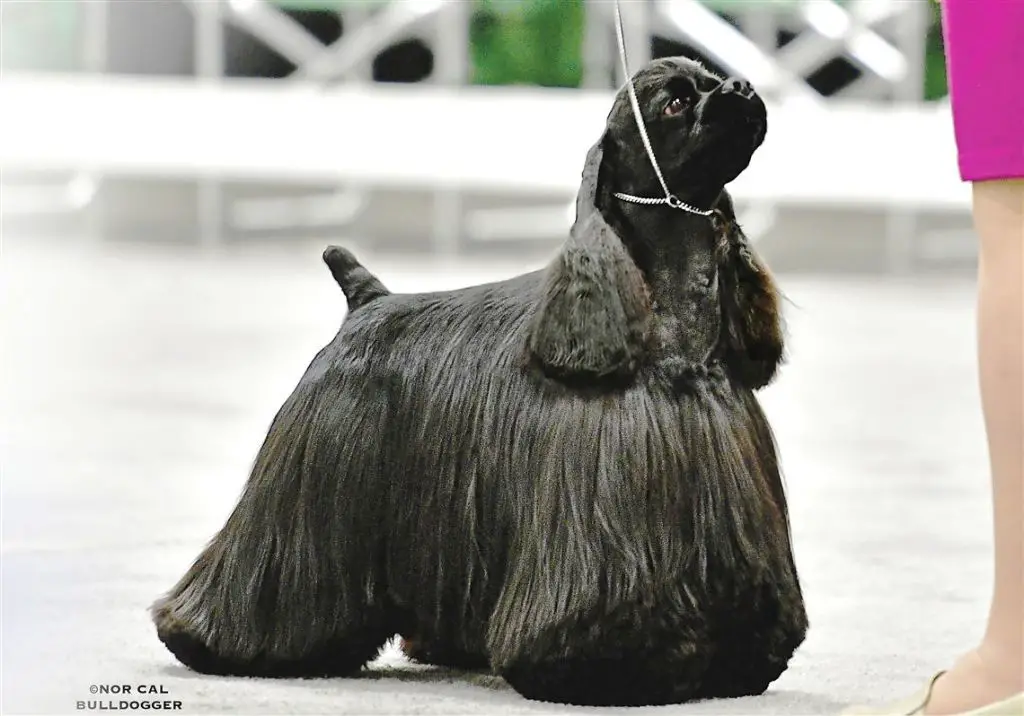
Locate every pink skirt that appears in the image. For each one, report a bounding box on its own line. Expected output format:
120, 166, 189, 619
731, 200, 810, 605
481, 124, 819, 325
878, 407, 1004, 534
940, 0, 1024, 181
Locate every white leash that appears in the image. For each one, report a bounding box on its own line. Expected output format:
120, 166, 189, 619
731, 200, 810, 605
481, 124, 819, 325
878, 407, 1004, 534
610, 0, 714, 217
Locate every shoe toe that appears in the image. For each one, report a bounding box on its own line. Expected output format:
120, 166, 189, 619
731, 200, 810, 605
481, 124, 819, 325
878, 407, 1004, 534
839, 673, 943, 716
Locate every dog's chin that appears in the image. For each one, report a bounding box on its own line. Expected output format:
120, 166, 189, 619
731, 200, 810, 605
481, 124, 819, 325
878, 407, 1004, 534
672, 126, 762, 193
702, 110, 766, 153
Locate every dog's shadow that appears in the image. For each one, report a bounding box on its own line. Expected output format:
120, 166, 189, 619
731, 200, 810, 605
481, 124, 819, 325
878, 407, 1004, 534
348, 670, 847, 715
156, 663, 846, 715
360, 666, 507, 688
154, 642, 513, 694
154, 641, 845, 713
156, 661, 535, 712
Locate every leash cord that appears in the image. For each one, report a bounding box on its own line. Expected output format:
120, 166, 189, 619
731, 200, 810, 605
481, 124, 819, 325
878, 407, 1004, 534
610, 0, 714, 217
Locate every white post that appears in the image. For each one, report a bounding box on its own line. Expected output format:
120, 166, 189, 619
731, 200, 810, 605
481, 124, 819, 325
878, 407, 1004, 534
431, 1, 468, 258
194, 0, 225, 249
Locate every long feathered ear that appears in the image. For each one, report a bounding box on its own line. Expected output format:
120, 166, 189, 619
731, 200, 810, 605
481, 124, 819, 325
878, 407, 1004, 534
714, 192, 786, 390
524, 139, 652, 382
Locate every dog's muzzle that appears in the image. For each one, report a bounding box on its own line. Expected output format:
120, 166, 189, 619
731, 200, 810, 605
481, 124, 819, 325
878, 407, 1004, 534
719, 77, 757, 101
706, 76, 766, 149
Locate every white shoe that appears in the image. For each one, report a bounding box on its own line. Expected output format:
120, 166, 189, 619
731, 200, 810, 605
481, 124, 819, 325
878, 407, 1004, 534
842, 672, 1024, 715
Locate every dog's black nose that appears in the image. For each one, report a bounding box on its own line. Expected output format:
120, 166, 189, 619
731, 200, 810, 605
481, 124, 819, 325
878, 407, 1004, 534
720, 77, 756, 100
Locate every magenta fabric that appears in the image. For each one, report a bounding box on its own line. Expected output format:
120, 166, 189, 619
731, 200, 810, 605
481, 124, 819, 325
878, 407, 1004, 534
940, 0, 1024, 181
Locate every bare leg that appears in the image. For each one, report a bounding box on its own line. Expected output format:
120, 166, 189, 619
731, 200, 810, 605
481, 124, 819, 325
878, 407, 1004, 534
926, 179, 1024, 714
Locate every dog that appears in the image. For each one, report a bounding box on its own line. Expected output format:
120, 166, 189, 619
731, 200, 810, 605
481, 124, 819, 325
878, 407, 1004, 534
152, 55, 808, 707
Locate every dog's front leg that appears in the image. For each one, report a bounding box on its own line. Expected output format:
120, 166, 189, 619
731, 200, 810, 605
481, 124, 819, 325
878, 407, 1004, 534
483, 417, 715, 707
489, 581, 712, 706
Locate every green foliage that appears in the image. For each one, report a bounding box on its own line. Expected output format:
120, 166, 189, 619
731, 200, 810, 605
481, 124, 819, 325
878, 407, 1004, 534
469, 0, 584, 88
923, 0, 949, 100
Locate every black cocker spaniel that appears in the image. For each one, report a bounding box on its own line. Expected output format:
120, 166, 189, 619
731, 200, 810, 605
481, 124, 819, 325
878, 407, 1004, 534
152, 55, 808, 707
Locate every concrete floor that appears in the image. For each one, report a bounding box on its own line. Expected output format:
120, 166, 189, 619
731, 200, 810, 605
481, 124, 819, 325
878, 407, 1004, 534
1, 234, 995, 715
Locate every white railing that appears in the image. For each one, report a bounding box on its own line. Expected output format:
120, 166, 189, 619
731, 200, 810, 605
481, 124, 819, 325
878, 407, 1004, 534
1, 0, 959, 273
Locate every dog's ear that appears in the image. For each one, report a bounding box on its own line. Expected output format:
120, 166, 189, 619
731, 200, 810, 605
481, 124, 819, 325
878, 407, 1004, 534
714, 193, 786, 390
525, 139, 651, 382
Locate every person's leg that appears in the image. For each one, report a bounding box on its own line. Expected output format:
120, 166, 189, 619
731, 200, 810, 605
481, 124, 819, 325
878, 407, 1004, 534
924, 179, 1024, 715
844, 3, 1023, 712
924, 2, 1024, 709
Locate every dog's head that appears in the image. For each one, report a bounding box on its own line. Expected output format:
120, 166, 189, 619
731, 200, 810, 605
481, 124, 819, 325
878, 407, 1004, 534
525, 58, 782, 388
600, 56, 766, 207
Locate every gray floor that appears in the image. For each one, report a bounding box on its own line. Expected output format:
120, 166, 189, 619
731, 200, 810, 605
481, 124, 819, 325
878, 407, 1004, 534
1, 235, 994, 715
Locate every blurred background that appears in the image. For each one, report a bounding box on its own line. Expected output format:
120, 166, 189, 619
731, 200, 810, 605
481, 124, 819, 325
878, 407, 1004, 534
1, 3, 996, 715
1, 0, 974, 271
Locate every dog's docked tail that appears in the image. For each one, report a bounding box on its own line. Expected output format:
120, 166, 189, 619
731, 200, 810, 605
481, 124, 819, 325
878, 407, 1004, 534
322, 245, 389, 311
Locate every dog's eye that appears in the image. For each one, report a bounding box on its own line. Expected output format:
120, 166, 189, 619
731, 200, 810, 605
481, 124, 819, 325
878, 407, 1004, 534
664, 97, 689, 117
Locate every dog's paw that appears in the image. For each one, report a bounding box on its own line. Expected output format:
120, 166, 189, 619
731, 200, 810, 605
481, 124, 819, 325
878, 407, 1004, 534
151, 599, 228, 675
